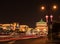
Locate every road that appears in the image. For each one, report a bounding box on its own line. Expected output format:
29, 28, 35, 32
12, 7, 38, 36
14, 37, 48, 44
0, 37, 60, 44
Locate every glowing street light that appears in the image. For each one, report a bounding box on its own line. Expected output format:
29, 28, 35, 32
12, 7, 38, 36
41, 6, 45, 10
50, 15, 53, 22
53, 5, 57, 10
45, 15, 49, 23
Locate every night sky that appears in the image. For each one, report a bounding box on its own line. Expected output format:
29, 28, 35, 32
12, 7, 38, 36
0, 0, 60, 27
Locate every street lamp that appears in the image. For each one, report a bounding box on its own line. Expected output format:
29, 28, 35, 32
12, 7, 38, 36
52, 5, 58, 11
50, 15, 53, 22
50, 5, 57, 40
50, 15, 53, 40
41, 6, 45, 11
45, 15, 49, 23
53, 5, 57, 10
40, 4, 58, 40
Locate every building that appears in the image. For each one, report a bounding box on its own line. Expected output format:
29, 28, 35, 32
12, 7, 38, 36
1, 24, 13, 30
35, 19, 48, 36
26, 28, 33, 35
13, 22, 20, 31
19, 25, 29, 32
0, 22, 20, 31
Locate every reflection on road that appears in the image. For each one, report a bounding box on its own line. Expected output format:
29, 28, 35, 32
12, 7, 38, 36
0, 37, 60, 44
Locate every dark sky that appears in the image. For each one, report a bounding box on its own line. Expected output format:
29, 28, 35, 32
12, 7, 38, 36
0, 0, 60, 27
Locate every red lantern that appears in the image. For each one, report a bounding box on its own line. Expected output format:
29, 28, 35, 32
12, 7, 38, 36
50, 15, 53, 22
45, 15, 48, 22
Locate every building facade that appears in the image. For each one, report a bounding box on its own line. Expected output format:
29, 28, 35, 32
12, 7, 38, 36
35, 19, 48, 36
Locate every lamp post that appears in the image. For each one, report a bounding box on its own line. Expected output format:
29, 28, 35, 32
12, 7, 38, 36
40, 4, 57, 40
50, 15, 53, 40
50, 5, 57, 40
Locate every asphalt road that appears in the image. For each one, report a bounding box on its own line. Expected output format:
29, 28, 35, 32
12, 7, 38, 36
0, 37, 60, 44
14, 37, 48, 44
